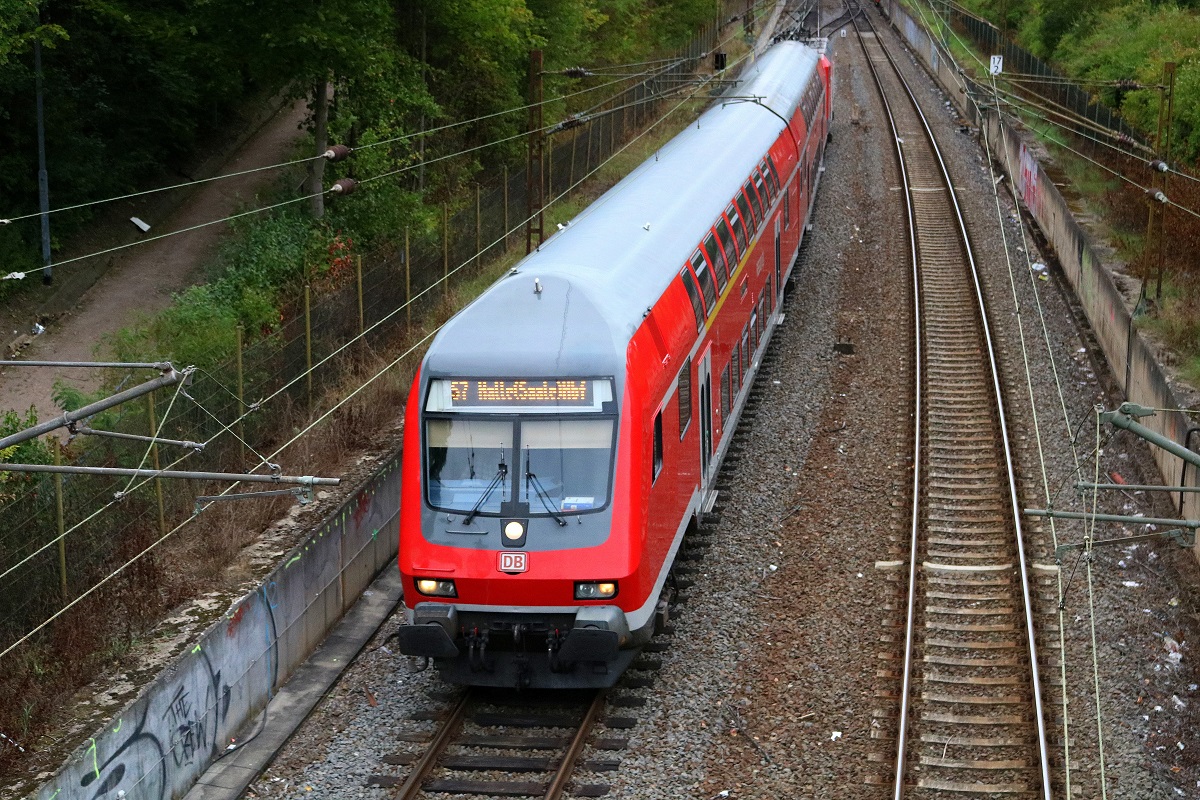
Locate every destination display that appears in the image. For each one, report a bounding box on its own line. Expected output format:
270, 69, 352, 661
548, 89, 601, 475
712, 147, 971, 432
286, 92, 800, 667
426, 378, 614, 412
450, 379, 591, 407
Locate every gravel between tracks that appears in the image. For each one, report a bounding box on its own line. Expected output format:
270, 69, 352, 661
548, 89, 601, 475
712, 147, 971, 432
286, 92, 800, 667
245, 9, 1200, 800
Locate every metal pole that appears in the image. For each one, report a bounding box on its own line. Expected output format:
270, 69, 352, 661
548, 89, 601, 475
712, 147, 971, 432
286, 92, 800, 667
236, 324, 245, 462
0, 360, 172, 369
1101, 404, 1200, 469
356, 254, 365, 337
54, 440, 67, 602
148, 392, 167, 536
442, 203, 449, 298
405, 227, 412, 328
1078, 482, 1200, 493
304, 284, 313, 408
34, 39, 52, 285
1025, 508, 1200, 529
475, 184, 482, 267
0, 368, 183, 450
0, 463, 340, 485
1154, 62, 1176, 302
502, 167, 510, 252
526, 49, 544, 254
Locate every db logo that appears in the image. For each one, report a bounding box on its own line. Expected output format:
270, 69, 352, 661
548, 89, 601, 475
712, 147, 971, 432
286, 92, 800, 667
498, 551, 528, 573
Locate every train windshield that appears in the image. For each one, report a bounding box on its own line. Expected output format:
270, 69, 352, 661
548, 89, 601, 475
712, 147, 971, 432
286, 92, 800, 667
426, 418, 514, 514
424, 417, 615, 516
519, 418, 614, 514
424, 378, 617, 517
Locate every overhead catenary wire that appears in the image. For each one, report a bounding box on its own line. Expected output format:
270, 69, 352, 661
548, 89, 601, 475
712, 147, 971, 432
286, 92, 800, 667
0, 60, 677, 227
992, 103, 1200, 221
978, 68, 1087, 795
2, 61, 711, 282
909, 0, 1197, 188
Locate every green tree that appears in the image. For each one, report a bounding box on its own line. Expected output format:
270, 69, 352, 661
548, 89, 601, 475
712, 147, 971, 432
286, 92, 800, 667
209, 0, 396, 218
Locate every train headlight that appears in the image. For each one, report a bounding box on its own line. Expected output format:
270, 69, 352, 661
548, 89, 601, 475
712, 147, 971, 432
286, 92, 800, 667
574, 581, 618, 600
415, 578, 457, 598
504, 520, 525, 541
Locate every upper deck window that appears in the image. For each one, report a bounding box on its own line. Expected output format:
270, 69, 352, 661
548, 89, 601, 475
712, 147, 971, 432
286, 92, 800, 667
735, 192, 756, 237
702, 233, 728, 293
689, 249, 718, 312
745, 179, 764, 223
679, 267, 706, 327
753, 170, 772, 207
725, 203, 747, 254
762, 158, 781, 197
716, 217, 739, 268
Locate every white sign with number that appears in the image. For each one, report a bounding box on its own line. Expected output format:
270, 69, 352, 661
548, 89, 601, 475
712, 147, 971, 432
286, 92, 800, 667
990, 55, 1003, 75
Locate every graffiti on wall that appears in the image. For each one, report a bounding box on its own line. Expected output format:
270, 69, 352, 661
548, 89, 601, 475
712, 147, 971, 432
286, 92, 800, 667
39, 458, 399, 800
1019, 142, 1043, 220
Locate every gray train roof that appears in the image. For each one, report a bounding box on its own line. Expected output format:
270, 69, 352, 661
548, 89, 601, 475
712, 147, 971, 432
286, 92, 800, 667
423, 42, 820, 382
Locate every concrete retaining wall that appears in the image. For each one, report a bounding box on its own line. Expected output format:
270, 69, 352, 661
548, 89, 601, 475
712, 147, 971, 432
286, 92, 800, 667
879, 0, 1200, 546
34, 451, 402, 800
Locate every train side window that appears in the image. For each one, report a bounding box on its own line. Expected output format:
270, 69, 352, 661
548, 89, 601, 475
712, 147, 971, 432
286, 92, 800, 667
726, 203, 747, 255
741, 325, 750, 378
653, 410, 664, 482
732, 340, 741, 391
764, 157, 781, 196
679, 268, 706, 328
784, 183, 791, 229
702, 233, 728, 294
678, 357, 692, 439
690, 249, 718, 312
716, 217, 739, 269
742, 182, 762, 229
720, 366, 731, 420
735, 192, 756, 238
753, 170, 771, 208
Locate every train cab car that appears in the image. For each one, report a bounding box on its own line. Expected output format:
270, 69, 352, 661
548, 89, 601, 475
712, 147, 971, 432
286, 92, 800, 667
397, 41, 833, 688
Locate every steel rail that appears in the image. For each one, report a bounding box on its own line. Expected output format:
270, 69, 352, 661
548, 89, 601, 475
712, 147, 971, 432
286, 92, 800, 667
847, 4, 924, 798
544, 690, 607, 800
395, 690, 471, 800
851, 5, 1052, 798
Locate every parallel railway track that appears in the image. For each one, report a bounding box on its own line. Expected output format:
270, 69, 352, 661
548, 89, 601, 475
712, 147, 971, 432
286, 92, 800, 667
850, 6, 1054, 797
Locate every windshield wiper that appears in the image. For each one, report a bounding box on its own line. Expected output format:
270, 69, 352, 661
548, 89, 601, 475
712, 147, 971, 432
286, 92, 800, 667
463, 458, 507, 525
525, 450, 567, 527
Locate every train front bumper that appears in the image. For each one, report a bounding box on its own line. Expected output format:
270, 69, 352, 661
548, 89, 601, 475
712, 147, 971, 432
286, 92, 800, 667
397, 601, 632, 662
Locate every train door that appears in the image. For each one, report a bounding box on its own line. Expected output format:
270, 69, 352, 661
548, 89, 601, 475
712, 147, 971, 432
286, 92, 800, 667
697, 349, 713, 486
774, 217, 782, 301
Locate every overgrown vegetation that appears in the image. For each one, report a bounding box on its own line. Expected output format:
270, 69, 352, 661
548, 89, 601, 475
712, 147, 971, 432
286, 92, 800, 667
943, 0, 1200, 376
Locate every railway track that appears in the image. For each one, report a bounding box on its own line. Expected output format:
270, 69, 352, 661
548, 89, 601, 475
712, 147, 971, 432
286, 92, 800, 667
850, 7, 1054, 798
368, 687, 635, 798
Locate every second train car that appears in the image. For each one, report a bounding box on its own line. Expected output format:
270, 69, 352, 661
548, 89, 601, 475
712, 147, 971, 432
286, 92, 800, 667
397, 40, 833, 688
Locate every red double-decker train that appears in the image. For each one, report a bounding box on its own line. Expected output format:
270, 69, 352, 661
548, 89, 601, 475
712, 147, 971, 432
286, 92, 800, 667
397, 40, 833, 688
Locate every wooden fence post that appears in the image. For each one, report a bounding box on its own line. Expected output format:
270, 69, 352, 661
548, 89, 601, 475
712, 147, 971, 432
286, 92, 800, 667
305, 284, 313, 408
236, 324, 245, 461
405, 227, 412, 329
356, 255, 365, 338
53, 440, 67, 602
148, 392, 166, 536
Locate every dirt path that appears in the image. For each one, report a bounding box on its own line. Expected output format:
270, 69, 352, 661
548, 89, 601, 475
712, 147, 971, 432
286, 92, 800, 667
0, 100, 309, 424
